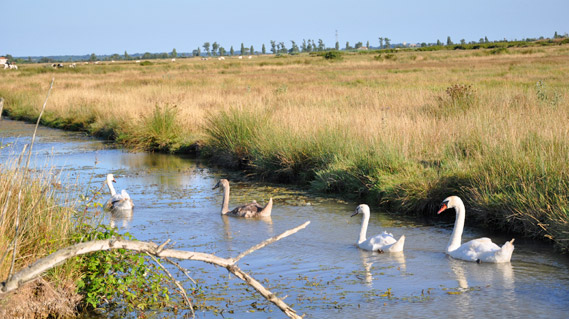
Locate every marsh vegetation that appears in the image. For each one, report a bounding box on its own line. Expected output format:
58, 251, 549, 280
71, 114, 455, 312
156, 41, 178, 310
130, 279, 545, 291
1, 44, 568, 252
1, 119, 569, 318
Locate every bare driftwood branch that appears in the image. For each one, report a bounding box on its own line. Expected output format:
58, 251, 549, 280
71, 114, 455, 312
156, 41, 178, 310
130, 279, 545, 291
1, 221, 310, 319
234, 220, 310, 262
162, 256, 197, 285
157, 239, 171, 252
146, 252, 195, 318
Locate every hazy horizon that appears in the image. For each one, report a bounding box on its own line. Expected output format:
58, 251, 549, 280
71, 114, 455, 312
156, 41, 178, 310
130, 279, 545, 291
2, 0, 568, 57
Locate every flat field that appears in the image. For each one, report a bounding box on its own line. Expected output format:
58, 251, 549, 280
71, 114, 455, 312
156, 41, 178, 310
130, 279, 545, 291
1, 45, 568, 250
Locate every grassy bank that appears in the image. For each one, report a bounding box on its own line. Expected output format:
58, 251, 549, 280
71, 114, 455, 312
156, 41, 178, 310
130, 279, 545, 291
1, 44, 568, 251
0, 154, 83, 317
0, 154, 175, 316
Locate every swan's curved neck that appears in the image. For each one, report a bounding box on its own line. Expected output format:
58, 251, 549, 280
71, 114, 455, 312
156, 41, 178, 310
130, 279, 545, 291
106, 179, 117, 196
220, 184, 230, 215
448, 201, 465, 253
358, 210, 370, 244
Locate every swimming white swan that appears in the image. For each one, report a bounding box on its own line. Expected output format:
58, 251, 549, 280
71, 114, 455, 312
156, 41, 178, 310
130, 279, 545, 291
104, 174, 134, 211
212, 179, 273, 217
437, 196, 514, 263
351, 204, 405, 253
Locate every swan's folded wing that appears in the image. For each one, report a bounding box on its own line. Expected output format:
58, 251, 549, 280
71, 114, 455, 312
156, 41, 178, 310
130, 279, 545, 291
368, 232, 397, 247
104, 193, 124, 210
467, 238, 500, 252
110, 193, 125, 205
453, 238, 501, 261
229, 202, 264, 217
120, 189, 131, 199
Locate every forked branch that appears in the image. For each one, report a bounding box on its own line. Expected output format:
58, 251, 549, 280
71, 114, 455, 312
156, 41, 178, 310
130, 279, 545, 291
1, 221, 310, 319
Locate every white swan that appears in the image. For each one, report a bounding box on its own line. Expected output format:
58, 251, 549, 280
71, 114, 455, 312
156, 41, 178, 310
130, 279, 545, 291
351, 204, 405, 253
437, 196, 514, 263
212, 179, 273, 217
104, 174, 134, 211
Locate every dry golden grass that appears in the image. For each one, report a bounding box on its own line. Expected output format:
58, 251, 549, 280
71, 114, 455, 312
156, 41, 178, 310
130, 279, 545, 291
1, 44, 569, 248
0, 155, 83, 317
2, 46, 567, 157
0, 50, 565, 152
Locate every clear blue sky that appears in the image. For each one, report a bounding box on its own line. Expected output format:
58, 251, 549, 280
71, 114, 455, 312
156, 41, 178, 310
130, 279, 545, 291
2, 0, 568, 57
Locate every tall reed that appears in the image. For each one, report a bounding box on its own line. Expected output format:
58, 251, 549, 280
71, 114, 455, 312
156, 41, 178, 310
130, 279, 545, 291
0, 156, 81, 286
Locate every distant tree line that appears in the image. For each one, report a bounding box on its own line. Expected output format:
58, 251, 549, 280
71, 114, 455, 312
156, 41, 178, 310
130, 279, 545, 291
4, 31, 568, 63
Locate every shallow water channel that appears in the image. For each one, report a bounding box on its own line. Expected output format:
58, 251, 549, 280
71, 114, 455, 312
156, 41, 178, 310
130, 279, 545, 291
2, 119, 569, 319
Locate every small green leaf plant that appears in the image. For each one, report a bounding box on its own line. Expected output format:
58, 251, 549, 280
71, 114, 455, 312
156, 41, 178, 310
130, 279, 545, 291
73, 225, 174, 313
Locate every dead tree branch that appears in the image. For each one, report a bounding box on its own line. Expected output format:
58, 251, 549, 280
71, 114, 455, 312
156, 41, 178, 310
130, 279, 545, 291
234, 220, 310, 262
1, 221, 310, 319
146, 252, 195, 318
162, 256, 197, 285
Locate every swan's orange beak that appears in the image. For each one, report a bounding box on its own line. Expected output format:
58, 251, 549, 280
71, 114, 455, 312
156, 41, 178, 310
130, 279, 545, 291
112, 179, 116, 183
437, 203, 447, 214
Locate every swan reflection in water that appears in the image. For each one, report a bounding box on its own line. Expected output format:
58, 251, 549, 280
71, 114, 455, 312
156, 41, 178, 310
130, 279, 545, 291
110, 208, 133, 229
446, 258, 516, 315
358, 249, 407, 286
221, 214, 274, 252
449, 257, 515, 291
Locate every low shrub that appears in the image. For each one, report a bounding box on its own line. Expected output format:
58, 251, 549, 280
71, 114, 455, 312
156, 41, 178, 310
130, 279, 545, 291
535, 80, 562, 107
374, 53, 397, 61
425, 84, 477, 117
490, 47, 509, 55
323, 51, 343, 60
74, 225, 173, 312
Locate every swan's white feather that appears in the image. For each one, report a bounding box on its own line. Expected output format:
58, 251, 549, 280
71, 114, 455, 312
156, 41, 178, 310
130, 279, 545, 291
353, 204, 405, 253
105, 174, 134, 211
439, 196, 514, 263
359, 231, 400, 251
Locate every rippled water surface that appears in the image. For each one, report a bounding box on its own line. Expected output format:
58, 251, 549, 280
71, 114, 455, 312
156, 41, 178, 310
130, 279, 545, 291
2, 119, 569, 319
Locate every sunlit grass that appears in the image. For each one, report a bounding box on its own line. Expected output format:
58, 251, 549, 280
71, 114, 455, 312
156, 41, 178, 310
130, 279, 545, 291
1, 44, 568, 249
0, 156, 81, 283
